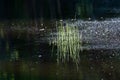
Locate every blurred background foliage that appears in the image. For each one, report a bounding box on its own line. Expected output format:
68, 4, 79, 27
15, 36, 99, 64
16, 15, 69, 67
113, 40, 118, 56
0, 0, 120, 20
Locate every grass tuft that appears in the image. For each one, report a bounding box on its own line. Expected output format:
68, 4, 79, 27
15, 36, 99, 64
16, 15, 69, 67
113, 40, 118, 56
50, 21, 82, 64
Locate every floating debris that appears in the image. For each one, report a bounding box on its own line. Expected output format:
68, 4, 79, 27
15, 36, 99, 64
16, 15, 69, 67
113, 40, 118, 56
39, 28, 45, 31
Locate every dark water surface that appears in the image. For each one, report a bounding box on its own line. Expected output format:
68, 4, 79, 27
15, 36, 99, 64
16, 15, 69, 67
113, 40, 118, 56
0, 19, 120, 80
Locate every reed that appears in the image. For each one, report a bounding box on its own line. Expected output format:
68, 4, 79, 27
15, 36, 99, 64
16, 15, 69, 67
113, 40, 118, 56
50, 21, 82, 64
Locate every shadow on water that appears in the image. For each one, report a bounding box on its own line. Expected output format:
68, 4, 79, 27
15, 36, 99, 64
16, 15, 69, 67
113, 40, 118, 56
0, 19, 120, 80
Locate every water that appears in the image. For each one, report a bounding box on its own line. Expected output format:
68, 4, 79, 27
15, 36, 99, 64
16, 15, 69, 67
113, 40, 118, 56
0, 18, 120, 80
50, 18, 120, 49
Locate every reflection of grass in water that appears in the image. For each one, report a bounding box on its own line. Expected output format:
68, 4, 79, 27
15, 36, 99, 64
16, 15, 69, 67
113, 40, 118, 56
10, 50, 19, 61
50, 22, 82, 64
0, 27, 4, 38
0, 72, 15, 80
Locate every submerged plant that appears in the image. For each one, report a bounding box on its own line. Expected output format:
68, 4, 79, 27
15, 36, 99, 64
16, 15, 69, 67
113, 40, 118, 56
50, 21, 82, 64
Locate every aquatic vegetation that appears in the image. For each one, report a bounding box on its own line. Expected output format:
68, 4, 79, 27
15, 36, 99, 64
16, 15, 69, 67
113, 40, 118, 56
50, 21, 82, 64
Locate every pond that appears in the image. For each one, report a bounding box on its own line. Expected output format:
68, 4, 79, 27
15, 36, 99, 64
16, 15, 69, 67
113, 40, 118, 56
0, 18, 120, 80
